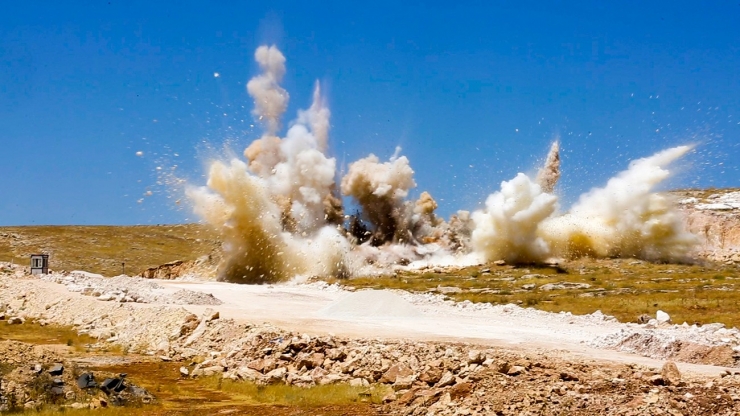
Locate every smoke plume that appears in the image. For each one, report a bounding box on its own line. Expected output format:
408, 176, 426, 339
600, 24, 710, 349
187, 45, 700, 284
189, 46, 349, 283
471, 173, 558, 263
246, 45, 289, 135
341, 152, 417, 244
541, 145, 697, 261
187, 159, 294, 283
470, 146, 696, 264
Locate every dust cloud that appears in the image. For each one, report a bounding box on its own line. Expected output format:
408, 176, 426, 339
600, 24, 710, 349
187, 45, 698, 283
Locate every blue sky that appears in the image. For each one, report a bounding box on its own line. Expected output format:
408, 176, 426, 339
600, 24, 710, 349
1, 1, 738, 225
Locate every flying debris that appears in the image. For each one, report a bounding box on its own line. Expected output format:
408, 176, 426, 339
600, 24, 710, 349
535, 141, 561, 194
187, 45, 698, 283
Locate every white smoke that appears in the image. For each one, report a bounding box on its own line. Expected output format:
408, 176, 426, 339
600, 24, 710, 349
470, 146, 696, 264
297, 82, 331, 151
341, 152, 417, 244
244, 58, 339, 234
269, 116, 338, 232
471, 173, 559, 263
186, 159, 296, 283
246, 45, 289, 135
541, 145, 697, 261
187, 44, 701, 284
189, 46, 348, 283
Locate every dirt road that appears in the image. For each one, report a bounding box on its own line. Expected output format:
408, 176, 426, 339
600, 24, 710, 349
152, 279, 732, 376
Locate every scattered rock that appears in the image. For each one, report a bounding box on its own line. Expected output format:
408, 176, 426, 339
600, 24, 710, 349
101, 377, 125, 393
265, 367, 287, 383
539, 282, 591, 291
31, 363, 42, 374
560, 371, 579, 382
520, 274, 547, 280
380, 364, 413, 384
467, 350, 485, 365
449, 381, 472, 400
382, 392, 396, 403
436, 371, 455, 388
436, 286, 463, 294
392, 375, 416, 391
419, 366, 443, 384
656, 310, 671, 324
205, 309, 220, 321
661, 361, 681, 386
637, 314, 652, 324
49, 363, 64, 376
507, 365, 526, 376
77, 373, 97, 389
649, 374, 665, 386
7, 316, 24, 325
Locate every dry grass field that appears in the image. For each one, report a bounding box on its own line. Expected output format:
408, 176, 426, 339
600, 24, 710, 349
0, 224, 218, 277
327, 258, 740, 328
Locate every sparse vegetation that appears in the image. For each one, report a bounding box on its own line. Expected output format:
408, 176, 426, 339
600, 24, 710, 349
327, 258, 740, 328
200, 375, 388, 406
1, 331, 385, 416
0, 224, 218, 276
0, 321, 96, 352
88, 361, 385, 415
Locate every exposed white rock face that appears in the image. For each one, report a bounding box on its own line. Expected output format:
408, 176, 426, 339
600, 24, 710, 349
674, 190, 740, 264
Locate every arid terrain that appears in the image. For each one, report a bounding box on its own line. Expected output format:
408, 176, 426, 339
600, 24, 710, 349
1, 189, 740, 414
0, 224, 219, 278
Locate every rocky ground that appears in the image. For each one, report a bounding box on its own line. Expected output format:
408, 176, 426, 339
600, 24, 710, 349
39, 270, 222, 305
0, 339, 153, 412
3, 269, 740, 414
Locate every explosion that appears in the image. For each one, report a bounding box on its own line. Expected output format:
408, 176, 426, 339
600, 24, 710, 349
188, 45, 698, 283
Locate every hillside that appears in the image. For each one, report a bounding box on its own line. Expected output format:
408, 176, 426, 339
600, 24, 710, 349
0, 224, 219, 277
1, 188, 738, 277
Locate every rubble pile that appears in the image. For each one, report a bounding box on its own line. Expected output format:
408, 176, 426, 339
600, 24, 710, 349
591, 318, 740, 367
3, 271, 740, 413
126, 309, 740, 415
0, 262, 27, 279
39, 271, 222, 305
0, 340, 152, 412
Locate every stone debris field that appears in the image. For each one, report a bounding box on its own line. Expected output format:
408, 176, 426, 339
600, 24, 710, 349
2, 263, 740, 414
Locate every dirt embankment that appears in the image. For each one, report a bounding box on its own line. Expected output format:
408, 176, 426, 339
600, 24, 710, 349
137, 255, 219, 280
